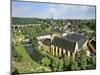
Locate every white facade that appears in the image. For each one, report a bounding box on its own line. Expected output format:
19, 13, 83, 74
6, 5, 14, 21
37, 35, 51, 40
62, 33, 68, 36
74, 42, 79, 53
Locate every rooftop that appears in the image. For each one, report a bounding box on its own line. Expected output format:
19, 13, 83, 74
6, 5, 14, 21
63, 33, 86, 42
39, 33, 87, 51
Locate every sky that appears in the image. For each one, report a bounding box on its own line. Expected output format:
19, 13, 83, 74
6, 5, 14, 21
12, 1, 96, 19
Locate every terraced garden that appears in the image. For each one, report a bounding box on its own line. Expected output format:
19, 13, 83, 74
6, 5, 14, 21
12, 46, 41, 73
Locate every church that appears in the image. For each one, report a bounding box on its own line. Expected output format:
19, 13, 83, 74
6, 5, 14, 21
37, 33, 88, 60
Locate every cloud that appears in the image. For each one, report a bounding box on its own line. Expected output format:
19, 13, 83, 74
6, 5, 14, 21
12, 1, 95, 19
48, 7, 57, 14
47, 4, 69, 18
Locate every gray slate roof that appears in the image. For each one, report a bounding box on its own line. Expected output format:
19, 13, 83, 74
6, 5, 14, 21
40, 33, 87, 52
52, 36, 76, 52
63, 33, 87, 48
64, 33, 86, 42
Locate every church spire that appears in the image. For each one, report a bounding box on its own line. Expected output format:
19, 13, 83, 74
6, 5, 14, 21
50, 14, 54, 42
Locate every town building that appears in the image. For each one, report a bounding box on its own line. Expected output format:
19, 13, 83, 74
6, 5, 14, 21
37, 33, 88, 60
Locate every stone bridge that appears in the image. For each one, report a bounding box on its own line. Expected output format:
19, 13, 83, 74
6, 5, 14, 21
12, 24, 41, 29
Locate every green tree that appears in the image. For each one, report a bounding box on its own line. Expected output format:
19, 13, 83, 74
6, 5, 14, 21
63, 56, 71, 71
51, 58, 59, 71
50, 58, 63, 71
76, 49, 88, 70
41, 57, 51, 66
87, 55, 96, 69
58, 60, 63, 71
55, 19, 62, 27
71, 61, 80, 70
